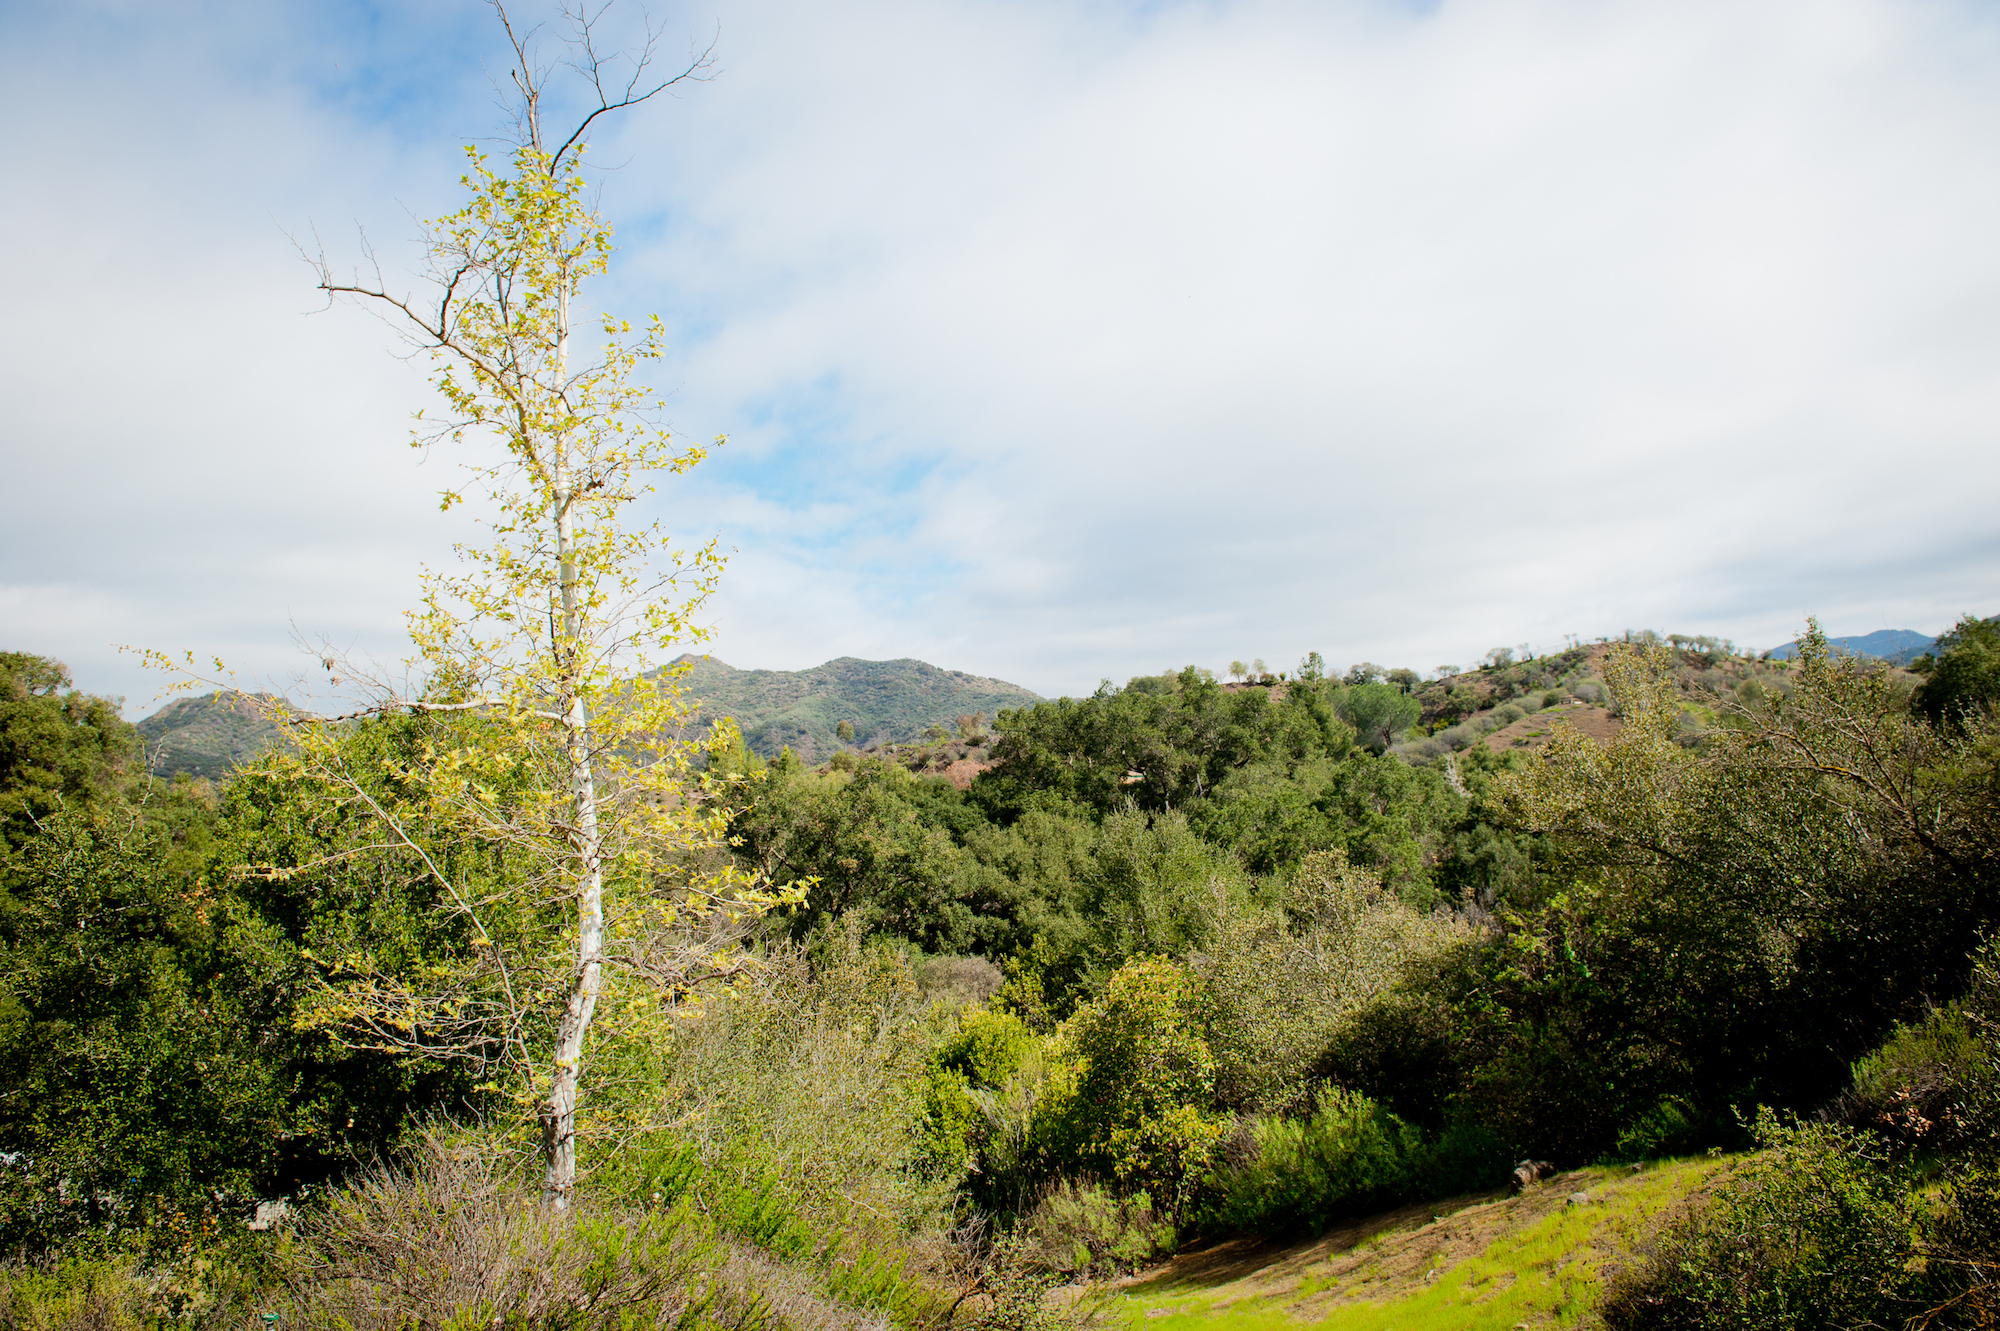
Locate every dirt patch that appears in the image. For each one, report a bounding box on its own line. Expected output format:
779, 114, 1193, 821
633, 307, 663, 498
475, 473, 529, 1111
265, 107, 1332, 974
941, 758, 995, 790
1482, 703, 1622, 754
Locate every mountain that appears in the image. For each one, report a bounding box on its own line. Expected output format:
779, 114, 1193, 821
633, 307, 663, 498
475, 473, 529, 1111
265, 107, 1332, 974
667, 655, 1042, 760
1769, 629, 1935, 665
136, 693, 287, 780
134, 657, 1044, 777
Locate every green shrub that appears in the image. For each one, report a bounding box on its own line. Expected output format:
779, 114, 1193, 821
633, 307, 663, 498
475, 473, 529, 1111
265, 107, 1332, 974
0, 1248, 265, 1331
1599, 1112, 1922, 1331
1920, 1167, 2000, 1329
920, 1008, 1037, 1173
1492, 703, 1526, 726
1832, 1005, 1997, 1151
1027, 956, 1223, 1213
1615, 1095, 1706, 1159
1021, 1180, 1175, 1276
1200, 1084, 1423, 1235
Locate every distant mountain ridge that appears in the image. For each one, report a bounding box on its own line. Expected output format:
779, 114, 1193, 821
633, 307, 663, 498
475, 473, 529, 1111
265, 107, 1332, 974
668, 655, 1042, 761
134, 656, 1044, 777
1770, 629, 1936, 665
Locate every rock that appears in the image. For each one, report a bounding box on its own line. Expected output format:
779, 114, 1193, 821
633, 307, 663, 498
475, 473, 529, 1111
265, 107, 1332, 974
1509, 1159, 1557, 1191
1566, 1191, 1589, 1206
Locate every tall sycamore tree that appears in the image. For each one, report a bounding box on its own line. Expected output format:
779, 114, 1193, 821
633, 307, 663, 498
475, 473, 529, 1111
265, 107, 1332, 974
277, 4, 787, 1206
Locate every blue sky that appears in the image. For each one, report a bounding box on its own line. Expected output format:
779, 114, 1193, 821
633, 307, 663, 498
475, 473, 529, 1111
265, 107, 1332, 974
5, 0, 2000, 712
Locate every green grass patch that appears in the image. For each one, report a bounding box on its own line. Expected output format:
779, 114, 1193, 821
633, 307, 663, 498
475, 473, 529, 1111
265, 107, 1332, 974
1098, 1158, 1726, 1331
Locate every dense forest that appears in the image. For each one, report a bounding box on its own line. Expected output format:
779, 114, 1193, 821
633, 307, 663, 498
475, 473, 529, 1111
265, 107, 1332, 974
4, 614, 1998, 1328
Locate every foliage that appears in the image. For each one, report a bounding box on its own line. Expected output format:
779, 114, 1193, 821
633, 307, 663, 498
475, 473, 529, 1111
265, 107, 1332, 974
1202, 1084, 1423, 1235
0, 807, 461, 1252
0, 655, 138, 880
616, 922, 952, 1243
1195, 849, 1473, 1114
1334, 683, 1421, 755
1479, 626, 2000, 1157
278, 1134, 869, 1331
1603, 946, 2000, 1329
1018, 1180, 1174, 1276
1599, 1113, 1923, 1331
977, 667, 1353, 820
1915, 612, 2000, 730
921, 1008, 1036, 1174
1026, 955, 1223, 1213
733, 759, 1015, 955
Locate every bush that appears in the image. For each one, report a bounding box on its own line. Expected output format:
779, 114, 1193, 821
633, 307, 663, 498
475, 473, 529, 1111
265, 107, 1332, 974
1829, 1005, 1998, 1151
1492, 704, 1526, 726
280, 1139, 779, 1331
276, 1136, 888, 1331
1921, 1167, 2000, 1329
1614, 1096, 1706, 1159
1020, 1180, 1174, 1276
1027, 956, 1223, 1213
921, 1009, 1037, 1174
1200, 1084, 1421, 1235
1599, 1112, 1921, 1331
0, 1249, 264, 1331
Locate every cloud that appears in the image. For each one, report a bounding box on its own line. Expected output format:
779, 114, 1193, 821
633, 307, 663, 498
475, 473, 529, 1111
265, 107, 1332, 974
4, 0, 1998, 710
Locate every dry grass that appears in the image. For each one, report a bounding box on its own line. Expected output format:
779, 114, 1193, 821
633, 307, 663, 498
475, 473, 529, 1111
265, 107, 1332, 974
279, 1136, 884, 1331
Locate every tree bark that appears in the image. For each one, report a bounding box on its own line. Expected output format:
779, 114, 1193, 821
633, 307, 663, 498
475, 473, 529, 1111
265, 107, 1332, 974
540, 286, 604, 1210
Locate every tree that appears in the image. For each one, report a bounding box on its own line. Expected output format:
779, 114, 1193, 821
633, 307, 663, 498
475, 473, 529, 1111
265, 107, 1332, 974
1298, 651, 1326, 682
1914, 614, 2000, 730
1, 653, 137, 879
835, 719, 856, 744
1228, 661, 1248, 684
166, 4, 790, 1207
1335, 684, 1420, 755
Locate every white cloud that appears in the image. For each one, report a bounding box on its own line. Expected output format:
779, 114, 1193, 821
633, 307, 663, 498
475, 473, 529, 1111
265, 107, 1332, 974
4, 0, 1998, 709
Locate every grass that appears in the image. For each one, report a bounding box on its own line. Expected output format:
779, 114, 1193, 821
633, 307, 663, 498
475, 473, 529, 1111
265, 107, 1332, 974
1091, 1157, 1728, 1330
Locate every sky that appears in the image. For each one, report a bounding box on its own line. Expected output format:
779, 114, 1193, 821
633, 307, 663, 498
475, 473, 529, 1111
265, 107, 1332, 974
4, 0, 1999, 713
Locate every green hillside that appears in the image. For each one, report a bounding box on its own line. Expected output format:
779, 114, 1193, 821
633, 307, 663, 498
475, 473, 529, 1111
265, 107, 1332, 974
135, 692, 287, 780
133, 657, 1042, 777
669, 654, 1042, 760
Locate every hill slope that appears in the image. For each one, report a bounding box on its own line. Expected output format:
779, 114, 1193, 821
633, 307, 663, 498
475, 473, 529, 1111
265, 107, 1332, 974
670, 655, 1042, 761
1092, 1156, 1726, 1330
135, 657, 1044, 777
136, 693, 287, 780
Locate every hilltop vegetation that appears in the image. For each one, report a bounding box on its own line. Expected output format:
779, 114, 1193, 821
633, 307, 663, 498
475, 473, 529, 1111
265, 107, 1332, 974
131, 655, 1043, 779
4, 616, 2000, 1327
134, 691, 290, 780
669, 654, 1041, 761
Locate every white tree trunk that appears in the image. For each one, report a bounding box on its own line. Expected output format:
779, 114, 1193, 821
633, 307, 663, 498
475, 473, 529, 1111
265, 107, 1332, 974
541, 291, 603, 1210
543, 679, 603, 1208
